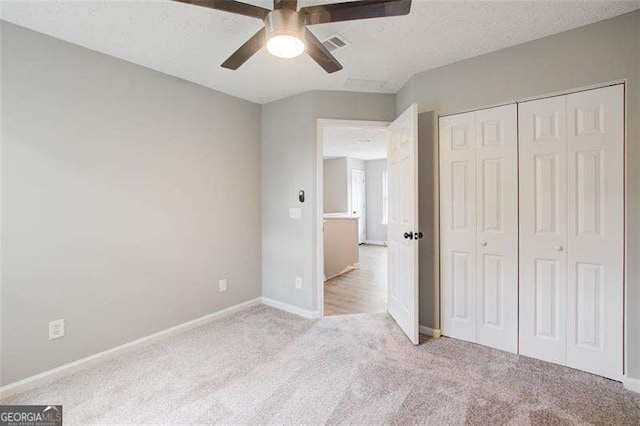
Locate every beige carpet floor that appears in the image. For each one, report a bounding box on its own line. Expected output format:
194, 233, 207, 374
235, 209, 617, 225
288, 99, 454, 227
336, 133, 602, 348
3, 305, 640, 424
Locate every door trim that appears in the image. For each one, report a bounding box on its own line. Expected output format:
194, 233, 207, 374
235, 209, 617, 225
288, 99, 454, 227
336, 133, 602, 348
316, 119, 390, 318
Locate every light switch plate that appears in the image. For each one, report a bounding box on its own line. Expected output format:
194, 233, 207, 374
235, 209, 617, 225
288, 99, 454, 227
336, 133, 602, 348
49, 319, 65, 340
289, 208, 302, 219
219, 279, 228, 292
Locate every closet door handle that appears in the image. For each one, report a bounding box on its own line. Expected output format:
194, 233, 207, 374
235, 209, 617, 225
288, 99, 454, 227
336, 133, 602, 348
480, 241, 487, 247
404, 232, 413, 240
554, 245, 563, 252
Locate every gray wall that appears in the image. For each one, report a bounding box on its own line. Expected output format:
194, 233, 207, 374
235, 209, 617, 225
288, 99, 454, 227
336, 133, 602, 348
417, 113, 439, 330
323, 158, 348, 214
397, 10, 640, 378
364, 160, 388, 243
323, 157, 365, 216
1, 22, 262, 385
262, 92, 395, 312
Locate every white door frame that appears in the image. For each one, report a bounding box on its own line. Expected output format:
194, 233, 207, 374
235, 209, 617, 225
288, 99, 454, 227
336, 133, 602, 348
316, 119, 390, 317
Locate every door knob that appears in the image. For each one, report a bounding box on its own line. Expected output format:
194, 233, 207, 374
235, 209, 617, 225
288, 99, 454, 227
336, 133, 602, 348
481, 241, 487, 247
554, 245, 563, 252
404, 232, 414, 240
415, 232, 423, 239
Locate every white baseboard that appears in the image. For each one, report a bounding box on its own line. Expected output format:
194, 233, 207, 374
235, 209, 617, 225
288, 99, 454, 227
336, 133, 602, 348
261, 297, 320, 319
419, 325, 441, 338
0, 297, 262, 400
324, 264, 359, 281
262, 297, 320, 319
364, 240, 387, 246
623, 375, 640, 393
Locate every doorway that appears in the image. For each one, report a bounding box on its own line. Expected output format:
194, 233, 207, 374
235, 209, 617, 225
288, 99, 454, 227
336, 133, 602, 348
318, 121, 389, 317
316, 106, 420, 344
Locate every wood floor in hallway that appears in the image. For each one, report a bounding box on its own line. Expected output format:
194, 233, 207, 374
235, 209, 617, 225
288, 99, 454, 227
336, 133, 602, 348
324, 244, 387, 316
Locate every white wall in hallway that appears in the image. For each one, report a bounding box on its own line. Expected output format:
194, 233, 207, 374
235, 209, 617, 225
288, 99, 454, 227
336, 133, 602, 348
365, 160, 388, 243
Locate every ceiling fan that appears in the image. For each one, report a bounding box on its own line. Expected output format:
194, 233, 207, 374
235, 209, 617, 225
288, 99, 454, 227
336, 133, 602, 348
172, 0, 412, 73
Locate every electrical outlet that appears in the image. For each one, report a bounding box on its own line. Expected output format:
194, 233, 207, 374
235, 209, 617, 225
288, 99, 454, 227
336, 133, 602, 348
49, 319, 65, 340
289, 208, 301, 219
295, 276, 303, 289
219, 278, 228, 292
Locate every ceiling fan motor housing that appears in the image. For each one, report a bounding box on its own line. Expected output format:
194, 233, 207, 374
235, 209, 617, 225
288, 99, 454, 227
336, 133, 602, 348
265, 9, 305, 42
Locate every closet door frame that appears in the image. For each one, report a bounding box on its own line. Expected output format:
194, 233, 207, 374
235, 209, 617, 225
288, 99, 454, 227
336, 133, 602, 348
437, 81, 626, 380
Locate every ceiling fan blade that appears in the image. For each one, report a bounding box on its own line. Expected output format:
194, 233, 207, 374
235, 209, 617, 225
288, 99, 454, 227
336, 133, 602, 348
301, 0, 411, 25
172, 0, 270, 20
304, 28, 343, 74
273, 0, 298, 10
221, 28, 266, 70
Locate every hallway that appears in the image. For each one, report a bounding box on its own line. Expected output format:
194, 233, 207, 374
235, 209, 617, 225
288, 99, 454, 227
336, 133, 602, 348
324, 244, 387, 316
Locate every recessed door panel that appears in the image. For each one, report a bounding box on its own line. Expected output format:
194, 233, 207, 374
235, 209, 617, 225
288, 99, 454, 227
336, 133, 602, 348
481, 254, 503, 328
575, 262, 602, 349
566, 85, 623, 380
534, 154, 559, 234
534, 259, 559, 340
452, 251, 470, 319
482, 158, 503, 232
519, 95, 568, 365
575, 149, 604, 236
452, 161, 471, 230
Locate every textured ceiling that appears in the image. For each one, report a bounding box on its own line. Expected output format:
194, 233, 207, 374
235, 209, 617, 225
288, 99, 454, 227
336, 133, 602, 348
324, 127, 388, 160
1, 1, 639, 104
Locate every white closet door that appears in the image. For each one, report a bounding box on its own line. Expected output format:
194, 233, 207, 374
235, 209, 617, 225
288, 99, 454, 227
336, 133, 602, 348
566, 85, 624, 380
475, 105, 519, 353
440, 112, 477, 343
518, 96, 568, 365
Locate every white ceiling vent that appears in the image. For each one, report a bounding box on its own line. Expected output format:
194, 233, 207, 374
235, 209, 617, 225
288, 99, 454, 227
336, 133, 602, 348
322, 34, 350, 52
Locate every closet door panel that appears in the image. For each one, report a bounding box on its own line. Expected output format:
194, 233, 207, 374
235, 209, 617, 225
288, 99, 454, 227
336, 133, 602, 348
440, 112, 477, 343
518, 96, 568, 365
566, 85, 623, 380
475, 104, 518, 353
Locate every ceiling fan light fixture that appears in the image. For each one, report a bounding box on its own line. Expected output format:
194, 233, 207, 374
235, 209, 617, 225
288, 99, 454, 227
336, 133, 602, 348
265, 9, 305, 59
267, 35, 305, 58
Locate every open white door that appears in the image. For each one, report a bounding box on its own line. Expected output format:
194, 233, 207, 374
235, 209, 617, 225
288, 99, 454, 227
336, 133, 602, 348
387, 104, 419, 344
